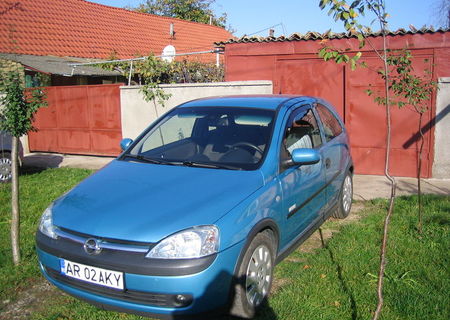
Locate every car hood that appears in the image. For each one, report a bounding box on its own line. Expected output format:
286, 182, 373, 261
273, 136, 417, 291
52, 160, 264, 243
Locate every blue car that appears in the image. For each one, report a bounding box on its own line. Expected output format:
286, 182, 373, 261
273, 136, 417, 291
36, 95, 353, 319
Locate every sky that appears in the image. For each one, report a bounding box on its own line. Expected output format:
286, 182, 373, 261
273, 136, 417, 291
88, 0, 445, 37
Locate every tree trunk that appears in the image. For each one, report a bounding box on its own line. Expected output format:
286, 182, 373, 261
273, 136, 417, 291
11, 136, 20, 265
373, 10, 396, 320
417, 112, 424, 234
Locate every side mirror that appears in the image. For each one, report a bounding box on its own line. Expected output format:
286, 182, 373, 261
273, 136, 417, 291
290, 148, 320, 166
120, 138, 133, 151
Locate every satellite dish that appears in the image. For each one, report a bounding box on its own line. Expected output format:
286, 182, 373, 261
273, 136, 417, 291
162, 45, 176, 62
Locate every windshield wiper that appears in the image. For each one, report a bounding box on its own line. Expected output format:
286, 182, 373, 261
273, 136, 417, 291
123, 154, 174, 165
182, 161, 242, 170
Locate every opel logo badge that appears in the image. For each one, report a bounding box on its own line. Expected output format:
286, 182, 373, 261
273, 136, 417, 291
83, 238, 102, 255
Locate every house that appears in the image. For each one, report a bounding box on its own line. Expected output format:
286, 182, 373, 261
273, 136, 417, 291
0, 0, 233, 86
218, 28, 450, 178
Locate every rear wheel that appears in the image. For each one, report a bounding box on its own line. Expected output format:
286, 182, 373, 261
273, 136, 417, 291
0, 151, 12, 183
332, 171, 353, 219
230, 230, 275, 319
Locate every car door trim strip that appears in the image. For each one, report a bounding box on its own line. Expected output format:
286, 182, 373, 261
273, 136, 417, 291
287, 171, 340, 219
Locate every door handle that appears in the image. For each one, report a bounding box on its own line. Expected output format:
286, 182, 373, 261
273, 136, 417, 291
325, 158, 331, 169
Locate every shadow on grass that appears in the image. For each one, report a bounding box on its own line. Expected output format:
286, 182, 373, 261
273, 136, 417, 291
319, 228, 358, 320
20, 165, 49, 176
426, 214, 450, 225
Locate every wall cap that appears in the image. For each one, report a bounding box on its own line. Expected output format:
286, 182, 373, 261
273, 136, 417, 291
120, 81, 273, 90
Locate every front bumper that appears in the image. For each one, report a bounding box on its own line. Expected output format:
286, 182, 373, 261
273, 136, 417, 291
36, 231, 244, 317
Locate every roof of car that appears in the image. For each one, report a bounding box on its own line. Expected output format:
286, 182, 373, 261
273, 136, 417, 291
178, 95, 313, 111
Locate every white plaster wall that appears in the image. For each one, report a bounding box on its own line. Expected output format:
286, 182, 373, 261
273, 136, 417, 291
433, 77, 450, 178
120, 81, 273, 140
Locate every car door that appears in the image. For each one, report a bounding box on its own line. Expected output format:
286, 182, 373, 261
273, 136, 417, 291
314, 103, 347, 210
278, 104, 327, 246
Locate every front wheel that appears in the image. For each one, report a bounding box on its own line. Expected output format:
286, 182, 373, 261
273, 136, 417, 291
230, 230, 276, 319
332, 171, 353, 219
0, 151, 12, 183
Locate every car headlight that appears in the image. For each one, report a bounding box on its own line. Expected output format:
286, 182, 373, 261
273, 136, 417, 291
39, 204, 58, 239
146, 225, 219, 259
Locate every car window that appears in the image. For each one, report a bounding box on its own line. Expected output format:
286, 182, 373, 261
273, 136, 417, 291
281, 106, 322, 164
316, 104, 343, 142
141, 114, 197, 152
127, 107, 275, 171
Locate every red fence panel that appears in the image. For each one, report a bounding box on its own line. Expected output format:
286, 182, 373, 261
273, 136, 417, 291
29, 84, 122, 156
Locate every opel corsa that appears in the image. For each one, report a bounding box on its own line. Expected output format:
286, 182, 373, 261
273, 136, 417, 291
36, 95, 353, 319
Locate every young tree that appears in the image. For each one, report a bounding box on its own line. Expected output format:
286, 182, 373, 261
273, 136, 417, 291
0, 67, 46, 265
318, 1, 394, 319
131, 0, 228, 28
377, 50, 438, 234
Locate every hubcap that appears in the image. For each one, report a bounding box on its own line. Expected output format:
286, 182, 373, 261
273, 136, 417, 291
245, 244, 272, 307
342, 175, 352, 213
0, 157, 12, 182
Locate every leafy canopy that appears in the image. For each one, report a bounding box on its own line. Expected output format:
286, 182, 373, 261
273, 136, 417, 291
101, 54, 224, 106
132, 0, 227, 28
0, 70, 46, 137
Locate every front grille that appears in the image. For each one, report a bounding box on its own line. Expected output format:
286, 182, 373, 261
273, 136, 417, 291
46, 267, 192, 308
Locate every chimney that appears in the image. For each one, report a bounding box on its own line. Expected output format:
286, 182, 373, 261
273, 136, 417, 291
269, 29, 275, 37
170, 23, 175, 38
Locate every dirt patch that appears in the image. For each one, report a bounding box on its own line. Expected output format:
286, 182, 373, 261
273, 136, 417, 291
0, 280, 62, 320
298, 202, 366, 254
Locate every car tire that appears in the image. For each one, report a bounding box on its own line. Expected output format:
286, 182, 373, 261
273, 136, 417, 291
0, 151, 12, 183
332, 171, 353, 219
230, 230, 276, 319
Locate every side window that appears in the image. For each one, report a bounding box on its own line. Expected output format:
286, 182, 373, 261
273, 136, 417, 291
281, 106, 322, 162
316, 104, 343, 142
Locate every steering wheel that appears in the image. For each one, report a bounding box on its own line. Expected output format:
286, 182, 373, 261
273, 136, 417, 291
228, 142, 263, 156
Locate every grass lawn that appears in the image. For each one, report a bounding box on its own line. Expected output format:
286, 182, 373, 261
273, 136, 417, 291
1, 168, 449, 319
0, 168, 93, 305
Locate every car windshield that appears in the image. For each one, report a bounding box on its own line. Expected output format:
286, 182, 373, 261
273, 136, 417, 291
123, 106, 275, 170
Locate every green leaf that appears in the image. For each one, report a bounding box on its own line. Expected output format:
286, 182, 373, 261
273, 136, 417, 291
318, 47, 327, 58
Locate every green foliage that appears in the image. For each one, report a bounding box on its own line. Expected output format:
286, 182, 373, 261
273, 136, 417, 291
132, 0, 227, 28
317, 1, 390, 71
319, 0, 367, 32
318, 46, 362, 70
365, 49, 438, 111
0, 70, 47, 137
385, 50, 437, 113
100, 54, 224, 106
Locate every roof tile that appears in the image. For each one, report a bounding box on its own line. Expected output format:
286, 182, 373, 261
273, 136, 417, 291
217, 27, 449, 45
0, 0, 233, 62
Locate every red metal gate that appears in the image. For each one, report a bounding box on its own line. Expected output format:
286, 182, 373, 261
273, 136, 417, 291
274, 56, 434, 178
29, 84, 122, 156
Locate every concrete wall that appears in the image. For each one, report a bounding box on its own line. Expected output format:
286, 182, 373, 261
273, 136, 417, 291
433, 77, 450, 178
120, 81, 273, 140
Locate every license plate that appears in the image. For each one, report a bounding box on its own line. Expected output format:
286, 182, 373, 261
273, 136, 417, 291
60, 259, 124, 290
